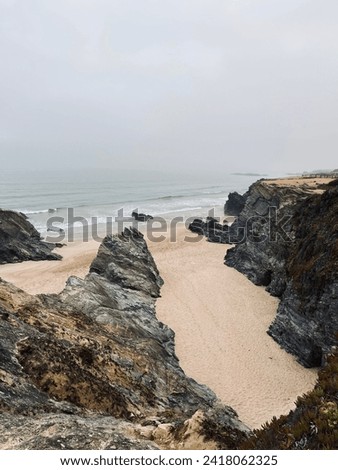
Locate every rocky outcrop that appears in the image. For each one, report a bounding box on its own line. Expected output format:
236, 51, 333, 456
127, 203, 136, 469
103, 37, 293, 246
224, 191, 246, 216
0, 227, 249, 449
188, 218, 230, 244
90, 228, 162, 297
224, 181, 313, 296
224, 179, 338, 367
268, 182, 338, 367
0, 414, 157, 450
132, 211, 153, 222
0, 209, 61, 264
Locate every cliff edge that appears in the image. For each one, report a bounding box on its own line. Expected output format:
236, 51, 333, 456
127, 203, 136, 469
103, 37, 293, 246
224, 178, 338, 367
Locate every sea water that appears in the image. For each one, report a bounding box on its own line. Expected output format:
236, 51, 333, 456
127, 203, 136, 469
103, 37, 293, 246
0, 168, 277, 240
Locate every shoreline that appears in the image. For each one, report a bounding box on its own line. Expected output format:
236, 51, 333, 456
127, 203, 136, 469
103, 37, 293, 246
0, 224, 318, 429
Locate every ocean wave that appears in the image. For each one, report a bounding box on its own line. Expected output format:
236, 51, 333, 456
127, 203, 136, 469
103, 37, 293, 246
156, 190, 226, 201
20, 190, 227, 215
156, 206, 203, 215
22, 209, 51, 215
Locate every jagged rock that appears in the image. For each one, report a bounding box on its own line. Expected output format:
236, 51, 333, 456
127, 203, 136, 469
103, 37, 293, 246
268, 184, 338, 367
224, 191, 246, 216
188, 218, 229, 244
188, 219, 205, 235
0, 227, 249, 449
224, 179, 338, 367
224, 180, 316, 295
131, 211, 153, 222
0, 209, 62, 264
90, 228, 163, 297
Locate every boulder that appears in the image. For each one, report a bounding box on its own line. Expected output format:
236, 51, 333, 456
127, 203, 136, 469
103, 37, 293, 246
0, 209, 62, 264
131, 211, 153, 222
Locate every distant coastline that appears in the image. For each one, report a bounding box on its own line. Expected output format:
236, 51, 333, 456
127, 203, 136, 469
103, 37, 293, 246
231, 172, 269, 177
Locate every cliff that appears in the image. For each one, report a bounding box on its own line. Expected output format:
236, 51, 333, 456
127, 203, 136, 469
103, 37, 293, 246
0, 227, 249, 450
224, 180, 315, 296
224, 179, 338, 367
268, 181, 338, 367
0, 209, 61, 263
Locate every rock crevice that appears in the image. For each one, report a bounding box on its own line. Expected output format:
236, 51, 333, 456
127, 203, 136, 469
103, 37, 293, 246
0, 227, 249, 449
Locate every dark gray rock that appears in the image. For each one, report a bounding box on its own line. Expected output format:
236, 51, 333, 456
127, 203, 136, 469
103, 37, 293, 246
90, 228, 163, 298
224, 191, 246, 216
268, 185, 338, 367
132, 211, 153, 222
224, 180, 314, 296
188, 218, 205, 235
188, 218, 230, 244
0, 209, 62, 264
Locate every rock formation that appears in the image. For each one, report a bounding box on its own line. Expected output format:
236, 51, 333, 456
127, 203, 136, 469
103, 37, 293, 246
224, 179, 338, 367
224, 180, 314, 296
224, 191, 246, 216
188, 217, 230, 244
0, 209, 61, 264
268, 181, 338, 367
0, 227, 249, 450
131, 211, 153, 222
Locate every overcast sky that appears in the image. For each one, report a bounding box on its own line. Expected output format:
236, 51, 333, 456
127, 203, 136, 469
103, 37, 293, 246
0, 0, 337, 175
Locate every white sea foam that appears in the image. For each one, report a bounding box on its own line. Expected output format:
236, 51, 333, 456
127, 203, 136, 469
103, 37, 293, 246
0, 169, 265, 234
21, 209, 51, 215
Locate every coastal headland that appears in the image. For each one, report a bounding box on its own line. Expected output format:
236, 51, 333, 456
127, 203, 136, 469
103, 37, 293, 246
0, 176, 336, 449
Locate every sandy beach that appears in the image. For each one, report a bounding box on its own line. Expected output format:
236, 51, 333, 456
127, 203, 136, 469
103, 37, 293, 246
0, 225, 317, 429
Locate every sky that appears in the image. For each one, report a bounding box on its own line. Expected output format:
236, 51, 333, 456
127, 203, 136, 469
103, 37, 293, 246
0, 0, 337, 175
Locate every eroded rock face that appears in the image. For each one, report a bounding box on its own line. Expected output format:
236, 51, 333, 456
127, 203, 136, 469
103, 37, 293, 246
224, 180, 338, 367
0, 228, 249, 449
0, 209, 61, 264
89, 227, 163, 297
224, 191, 246, 216
224, 181, 311, 296
268, 183, 338, 367
0, 414, 157, 450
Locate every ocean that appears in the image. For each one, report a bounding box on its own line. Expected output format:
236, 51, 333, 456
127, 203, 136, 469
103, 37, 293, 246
0, 168, 276, 240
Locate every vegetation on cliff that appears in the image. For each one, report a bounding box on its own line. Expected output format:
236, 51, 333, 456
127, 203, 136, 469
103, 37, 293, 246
241, 349, 338, 449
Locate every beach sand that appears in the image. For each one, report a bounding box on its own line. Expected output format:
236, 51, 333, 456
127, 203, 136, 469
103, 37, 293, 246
0, 225, 317, 429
